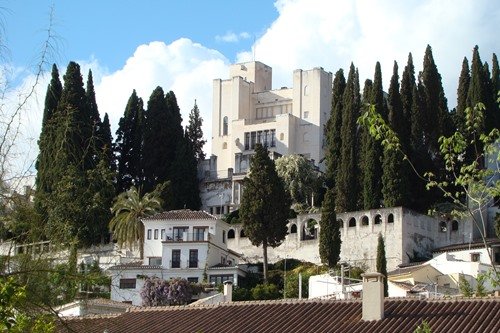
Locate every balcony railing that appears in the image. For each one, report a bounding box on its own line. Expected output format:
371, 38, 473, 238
164, 232, 209, 242
169, 260, 199, 269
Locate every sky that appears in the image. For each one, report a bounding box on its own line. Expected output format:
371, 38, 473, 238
1, 0, 499, 183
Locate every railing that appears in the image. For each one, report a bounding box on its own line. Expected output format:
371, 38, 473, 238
164, 232, 209, 242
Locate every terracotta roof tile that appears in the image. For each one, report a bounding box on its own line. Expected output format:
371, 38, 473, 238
143, 209, 217, 221
57, 297, 500, 333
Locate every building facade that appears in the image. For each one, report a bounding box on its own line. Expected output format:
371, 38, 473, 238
109, 210, 246, 305
200, 61, 332, 214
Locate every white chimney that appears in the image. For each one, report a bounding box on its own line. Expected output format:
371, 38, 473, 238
223, 280, 233, 302
361, 272, 385, 321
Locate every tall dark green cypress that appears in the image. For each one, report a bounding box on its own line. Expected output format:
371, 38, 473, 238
335, 64, 360, 212
492, 53, 500, 129
142, 87, 171, 194
382, 61, 409, 207
35, 64, 62, 216
324, 69, 346, 189
360, 62, 384, 209
115, 90, 144, 193
376, 233, 388, 297
185, 100, 206, 162
399, 53, 415, 153
169, 135, 201, 210
455, 57, 471, 134
319, 188, 341, 268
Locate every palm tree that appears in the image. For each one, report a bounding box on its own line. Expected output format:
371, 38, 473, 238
109, 186, 162, 259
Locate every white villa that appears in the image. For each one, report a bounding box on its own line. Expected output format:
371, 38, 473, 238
108, 210, 246, 305
199, 61, 332, 215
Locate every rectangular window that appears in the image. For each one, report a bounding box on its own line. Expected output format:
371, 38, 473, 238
172, 249, 181, 268
149, 257, 162, 266
119, 278, 136, 289
244, 132, 250, 150
154, 229, 159, 240
161, 229, 165, 240
147, 229, 152, 240
173, 227, 188, 241
209, 275, 234, 285
189, 249, 198, 268
193, 227, 206, 241
187, 277, 199, 284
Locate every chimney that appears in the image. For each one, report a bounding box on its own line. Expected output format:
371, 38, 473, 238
223, 280, 233, 303
361, 272, 385, 321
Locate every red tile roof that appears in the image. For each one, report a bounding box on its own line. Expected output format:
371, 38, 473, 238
58, 297, 500, 333
142, 209, 217, 221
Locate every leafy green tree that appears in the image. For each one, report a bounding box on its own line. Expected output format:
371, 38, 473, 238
336, 63, 361, 212
115, 90, 145, 193
251, 283, 281, 300
239, 144, 291, 283
359, 100, 500, 281
319, 188, 341, 268
324, 69, 346, 189
383, 61, 409, 207
185, 100, 206, 161
376, 233, 388, 297
109, 185, 163, 259
275, 154, 323, 210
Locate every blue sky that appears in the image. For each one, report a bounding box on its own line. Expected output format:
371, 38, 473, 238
2, 0, 499, 182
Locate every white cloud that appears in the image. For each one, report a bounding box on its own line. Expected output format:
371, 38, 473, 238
238, 0, 499, 107
216, 31, 252, 43
94, 38, 229, 155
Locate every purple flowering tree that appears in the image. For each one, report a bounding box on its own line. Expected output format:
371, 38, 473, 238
140, 277, 192, 306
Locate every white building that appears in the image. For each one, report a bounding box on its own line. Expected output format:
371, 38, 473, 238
227, 207, 473, 272
200, 61, 332, 214
108, 210, 246, 305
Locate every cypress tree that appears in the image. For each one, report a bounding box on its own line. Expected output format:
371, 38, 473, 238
324, 69, 346, 189
142, 87, 171, 194
35, 64, 62, 216
376, 233, 388, 297
185, 100, 206, 162
335, 64, 360, 212
169, 136, 201, 210
399, 53, 415, 152
115, 90, 144, 193
382, 61, 409, 207
239, 143, 291, 283
360, 62, 384, 209
319, 188, 341, 268
455, 57, 471, 134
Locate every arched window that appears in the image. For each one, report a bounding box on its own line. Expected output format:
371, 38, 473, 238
361, 216, 369, 226
240, 229, 246, 238
387, 214, 394, 224
228, 229, 235, 239
374, 214, 382, 225
440, 221, 447, 232
223, 116, 228, 136
451, 220, 459, 232
290, 224, 297, 234
348, 217, 356, 227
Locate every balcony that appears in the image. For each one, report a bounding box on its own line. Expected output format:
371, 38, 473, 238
164, 232, 209, 242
